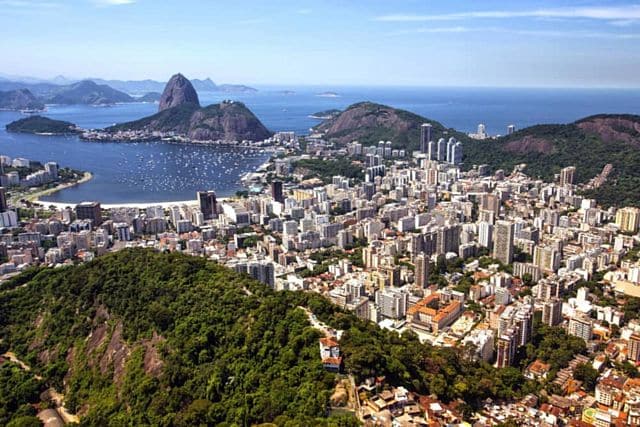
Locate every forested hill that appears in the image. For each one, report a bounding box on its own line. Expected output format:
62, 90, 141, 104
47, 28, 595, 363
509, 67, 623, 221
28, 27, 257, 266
0, 249, 533, 425
463, 114, 640, 207
313, 102, 469, 151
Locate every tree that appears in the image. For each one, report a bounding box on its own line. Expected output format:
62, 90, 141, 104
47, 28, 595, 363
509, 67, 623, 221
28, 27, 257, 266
573, 363, 599, 391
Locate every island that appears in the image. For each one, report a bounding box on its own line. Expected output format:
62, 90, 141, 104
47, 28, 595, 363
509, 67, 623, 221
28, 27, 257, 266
5, 115, 80, 135
308, 109, 341, 120
316, 91, 339, 97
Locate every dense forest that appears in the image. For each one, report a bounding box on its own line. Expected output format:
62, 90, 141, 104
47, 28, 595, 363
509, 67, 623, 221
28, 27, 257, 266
0, 249, 535, 425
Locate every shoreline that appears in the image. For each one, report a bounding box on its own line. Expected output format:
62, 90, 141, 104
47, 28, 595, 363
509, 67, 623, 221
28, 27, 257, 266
18, 171, 94, 205
34, 198, 203, 210
28, 143, 273, 210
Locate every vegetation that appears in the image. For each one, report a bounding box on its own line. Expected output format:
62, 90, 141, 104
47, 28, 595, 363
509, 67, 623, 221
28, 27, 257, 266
573, 363, 599, 391
0, 363, 43, 426
463, 115, 640, 207
293, 158, 364, 183
309, 109, 341, 119
0, 249, 532, 424
6, 116, 79, 135
106, 100, 273, 141
314, 102, 469, 152
519, 316, 586, 381
106, 103, 199, 133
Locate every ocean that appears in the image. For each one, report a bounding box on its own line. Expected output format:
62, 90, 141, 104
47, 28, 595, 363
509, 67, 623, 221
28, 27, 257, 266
0, 86, 638, 204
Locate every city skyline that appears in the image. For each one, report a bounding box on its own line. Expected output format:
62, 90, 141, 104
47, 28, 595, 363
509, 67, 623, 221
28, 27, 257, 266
1, 0, 639, 88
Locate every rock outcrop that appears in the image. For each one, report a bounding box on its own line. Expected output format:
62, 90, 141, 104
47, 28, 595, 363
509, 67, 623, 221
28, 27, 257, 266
108, 74, 271, 141
158, 73, 200, 112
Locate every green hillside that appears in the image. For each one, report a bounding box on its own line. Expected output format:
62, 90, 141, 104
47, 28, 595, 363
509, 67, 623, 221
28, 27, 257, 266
6, 115, 79, 135
0, 249, 529, 425
314, 102, 469, 151
463, 114, 640, 207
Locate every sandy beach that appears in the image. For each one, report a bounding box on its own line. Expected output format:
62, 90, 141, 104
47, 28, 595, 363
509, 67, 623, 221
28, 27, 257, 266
34, 199, 201, 209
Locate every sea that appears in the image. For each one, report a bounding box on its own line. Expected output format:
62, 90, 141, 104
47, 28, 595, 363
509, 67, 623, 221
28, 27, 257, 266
0, 86, 639, 204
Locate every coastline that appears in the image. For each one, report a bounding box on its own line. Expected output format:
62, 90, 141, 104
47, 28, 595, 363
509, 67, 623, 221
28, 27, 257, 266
35, 199, 210, 209
20, 171, 93, 204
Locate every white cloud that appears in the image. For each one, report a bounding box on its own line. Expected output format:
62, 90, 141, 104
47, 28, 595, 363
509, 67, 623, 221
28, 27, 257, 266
93, 0, 136, 5
374, 5, 640, 22
388, 25, 640, 40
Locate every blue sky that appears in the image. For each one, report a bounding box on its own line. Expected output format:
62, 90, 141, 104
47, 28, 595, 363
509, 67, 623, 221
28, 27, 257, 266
1, 0, 639, 87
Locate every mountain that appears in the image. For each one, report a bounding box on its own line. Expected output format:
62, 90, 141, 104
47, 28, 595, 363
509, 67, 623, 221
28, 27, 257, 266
463, 114, 640, 207
109, 75, 271, 141
190, 78, 218, 92
46, 80, 134, 105
216, 83, 258, 93
0, 89, 44, 111
314, 101, 467, 151
108, 100, 272, 141
136, 92, 161, 103
92, 78, 166, 93
0, 248, 528, 425
158, 73, 200, 111
0, 81, 59, 98
92, 77, 257, 94
6, 115, 79, 134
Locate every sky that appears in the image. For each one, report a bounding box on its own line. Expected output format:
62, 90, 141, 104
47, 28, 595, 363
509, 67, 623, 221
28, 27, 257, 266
1, 0, 639, 88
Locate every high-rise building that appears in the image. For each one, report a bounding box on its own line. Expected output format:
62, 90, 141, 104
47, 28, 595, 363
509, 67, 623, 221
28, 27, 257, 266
415, 253, 430, 289
481, 194, 501, 217
542, 298, 563, 326
375, 288, 408, 319
559, 166, 576, 186
197, 190, 218, 220
427, 140, 436, 161
420, 123, 432, 154
534, 245, 560, 273
629, 334, 640, 362
477, 123, 487, 139
568, 315, 593, 342
451, 141, 463, 165
0, 187, 6, 212
493, 220, 514, 265
446, 138, 455, 164
45, 162, 59, 179
616, 207, 640, 233
507, 124, 516, 135
271, 181, 284, 203
478, 221, 493, 249
436, 138, 447, 162
496, 330, 517, 368
437, 224, 461, 255
75, 201, 102, 225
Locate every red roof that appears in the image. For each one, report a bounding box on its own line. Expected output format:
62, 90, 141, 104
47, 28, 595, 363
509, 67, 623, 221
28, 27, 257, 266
320, 337, 339, 347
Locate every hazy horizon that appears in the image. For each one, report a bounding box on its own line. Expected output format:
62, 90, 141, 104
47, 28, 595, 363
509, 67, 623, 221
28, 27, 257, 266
1, 0, 640, 88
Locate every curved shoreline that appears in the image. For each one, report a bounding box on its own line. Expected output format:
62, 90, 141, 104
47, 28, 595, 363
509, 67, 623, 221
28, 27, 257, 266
35, 199, 207, 209
22, 171, 93, 204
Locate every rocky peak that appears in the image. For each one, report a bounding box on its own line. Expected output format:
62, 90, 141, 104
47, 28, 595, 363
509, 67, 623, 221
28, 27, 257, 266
158, 73, 200, 112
